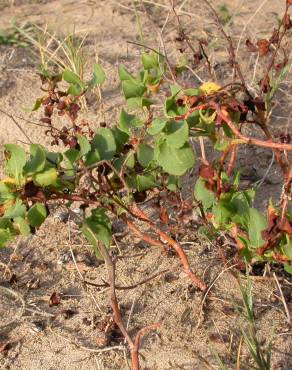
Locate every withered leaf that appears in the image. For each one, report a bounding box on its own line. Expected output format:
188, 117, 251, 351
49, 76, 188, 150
199, 164, 215, 180
245, 39, 257, 52
159, 206, 170, 224
257, 39, 270, 57
259, 75, 271, 93
0, 342, 11, 353
49, 291, 61, 307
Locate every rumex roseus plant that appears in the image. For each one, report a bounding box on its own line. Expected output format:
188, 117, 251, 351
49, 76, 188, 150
1, 1, 292, 368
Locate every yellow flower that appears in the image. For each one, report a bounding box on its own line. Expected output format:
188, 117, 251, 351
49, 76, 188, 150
0, 177, 16, 185
200, 81, 221, 95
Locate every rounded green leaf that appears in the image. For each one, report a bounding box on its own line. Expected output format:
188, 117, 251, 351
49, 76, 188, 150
164, 120, 189, 148
4, 144, 26, 184
248, 208, 267, 248
24, 144, 46, 175
147, 118, 167, 136
27, 203, 47, 227
122, 80, 146, 99
91, 128, 117, 160
89, 63, 106, 86
33, 168, 58, 186
63, 69, 82, 85
194, 177, 215, 211
81, 208, 112, 252
137, 143, 154, 167
157, 141, 195, 176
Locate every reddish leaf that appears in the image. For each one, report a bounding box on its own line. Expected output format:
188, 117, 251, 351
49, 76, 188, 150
133, 191, 147, 204
199, 164, 215, 180
159, 206, 170, 224
44, 104, 54, 117
257, 39, 270, 57
259, 75, 271, 93
0, 342, 11, 353
279, 218, 292, 235
40, 117, 52, 125
49, 292, 61, 307
245, 39, 257, 52
193, 51, 203, 65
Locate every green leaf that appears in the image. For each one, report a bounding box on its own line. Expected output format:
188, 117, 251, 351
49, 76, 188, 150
25, 98, 42, 112
63, 149, 79, 176
230, 191, 252, 228
282, 240, 292, 261
88, 63, 106, 87
84, 149, 101, 166
175, 55, 188, 74
137, 143, 154, 167
0, 183, 16, 204
63, 69, 85, 96
118, 65, 134, 81
194, 177, 215, 211
91, 128, 117, 160
166, 175, 181, 191
46, 152, 62, 167
113, 154, 135, 171
33, 168, 58, 187
284, 264, 292, 275
136, 174, 156, 191
164, 120, 189, 148
122, 79, 146, 99
4, 144, 26, 185
27, 203, 47, 227
184, 88, 200, 96
0, 228, 12, 247
77, 135, 91, 158
81, 208, 112, 258
118, 109, 143, 135
23, 144, 46, 175
14, 216, 30, 236
111, 126, 129, 151
248, 208, 267, 248
3, 198, 26, 219
147, 118, 167, 135
164, 89, 187, 117
67, 84, 83, 96
142, 52, 160, 70
157, 141, 195, 176
63, 69, 83, 85
126, 97, 153, 109
212, 199, 235, 225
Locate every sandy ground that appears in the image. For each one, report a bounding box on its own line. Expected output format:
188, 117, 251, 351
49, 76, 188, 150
0, 1, 292, 369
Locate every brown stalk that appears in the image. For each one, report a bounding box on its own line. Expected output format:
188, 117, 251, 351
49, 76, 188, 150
227, 144, 238, 177
128, 207, 207, 291
95, 239, 159, 370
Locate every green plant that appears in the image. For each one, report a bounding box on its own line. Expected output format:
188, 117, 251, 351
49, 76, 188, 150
238, 274, 273, 370
1, 1, 292, 369
0, 27, 28, 47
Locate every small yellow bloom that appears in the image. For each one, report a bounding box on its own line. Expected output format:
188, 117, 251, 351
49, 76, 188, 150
0, 177, 16, 185
200, 81, 221, 95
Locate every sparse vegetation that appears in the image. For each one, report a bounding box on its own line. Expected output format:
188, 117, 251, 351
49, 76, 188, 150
0, 0, 292, 369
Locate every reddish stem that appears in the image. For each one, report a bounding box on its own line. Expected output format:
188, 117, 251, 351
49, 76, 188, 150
128, 207, 207, 291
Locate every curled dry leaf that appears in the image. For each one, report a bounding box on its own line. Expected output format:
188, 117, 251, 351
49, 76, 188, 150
199, 164, 215, 180
0, 342, 11, 353
260, 75, 272, 93
49, 291, 61, 306
257, 39, 270, 57
245, 39, 258, 52
159, 206, 170, 224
